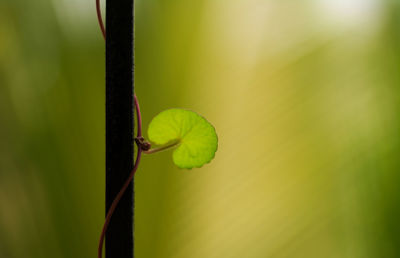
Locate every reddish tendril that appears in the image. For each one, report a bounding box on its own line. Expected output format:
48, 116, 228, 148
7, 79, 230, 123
96, 2, 143, 258
96, 0, 106, 39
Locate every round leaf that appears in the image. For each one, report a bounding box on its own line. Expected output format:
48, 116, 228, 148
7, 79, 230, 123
147, 108, 218, 169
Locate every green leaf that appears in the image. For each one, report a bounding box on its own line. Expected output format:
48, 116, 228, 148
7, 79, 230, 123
147, 108, 218, 169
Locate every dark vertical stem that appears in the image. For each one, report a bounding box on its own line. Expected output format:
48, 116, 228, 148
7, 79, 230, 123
105, 0, 134, 257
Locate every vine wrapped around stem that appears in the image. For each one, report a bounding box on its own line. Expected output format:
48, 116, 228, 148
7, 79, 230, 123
97, 95, 143, 258
96, 3, 181, 257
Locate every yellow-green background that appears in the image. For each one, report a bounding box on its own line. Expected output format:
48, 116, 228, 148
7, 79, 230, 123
1, 0, 400, 257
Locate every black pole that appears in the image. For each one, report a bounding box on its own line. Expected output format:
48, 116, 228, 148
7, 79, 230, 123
105, 0, 134, 257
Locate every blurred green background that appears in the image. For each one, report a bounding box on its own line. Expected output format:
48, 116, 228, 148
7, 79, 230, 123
1, 0, 400, 257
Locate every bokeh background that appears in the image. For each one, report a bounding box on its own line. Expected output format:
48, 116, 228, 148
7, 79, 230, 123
1, 0, 400, 257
